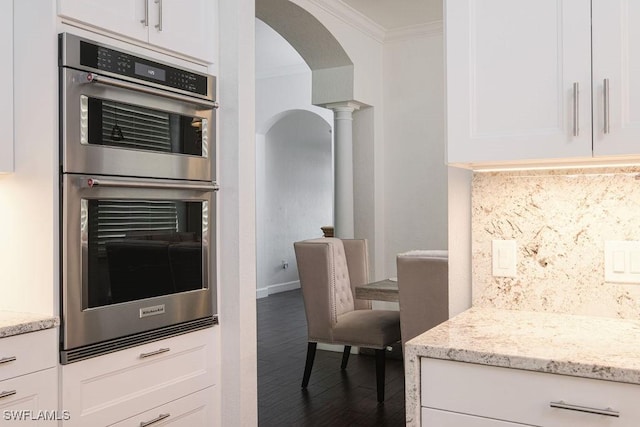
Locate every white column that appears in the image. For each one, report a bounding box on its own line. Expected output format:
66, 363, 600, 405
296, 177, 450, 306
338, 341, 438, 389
218, 0, 257, 425
326, 102, 360, 238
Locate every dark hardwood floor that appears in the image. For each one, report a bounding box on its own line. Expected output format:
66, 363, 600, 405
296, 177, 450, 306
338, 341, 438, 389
257, 289, 406, 426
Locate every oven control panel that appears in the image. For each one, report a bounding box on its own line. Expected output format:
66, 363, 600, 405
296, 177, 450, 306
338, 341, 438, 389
78, 40, 208, 96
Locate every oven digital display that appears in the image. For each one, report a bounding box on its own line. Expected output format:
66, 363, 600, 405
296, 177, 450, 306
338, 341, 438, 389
135, 63, 166, 81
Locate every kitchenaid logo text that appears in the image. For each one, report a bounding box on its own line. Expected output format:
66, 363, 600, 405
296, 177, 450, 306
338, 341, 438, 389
140, 304, 165, 318
3, 410, 71, 421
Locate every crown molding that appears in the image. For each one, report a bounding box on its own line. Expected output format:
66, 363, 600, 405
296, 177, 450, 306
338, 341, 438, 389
305, 0, 386, 43
385, 20, 444, 43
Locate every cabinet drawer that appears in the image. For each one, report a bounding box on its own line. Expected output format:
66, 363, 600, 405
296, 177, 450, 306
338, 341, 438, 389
422, 407, 533, 426
422, 358, 640, 427
61, 328, 217, 427
110, 387, 215, 427
0, 329, 57, 381
0, 368, 58, 424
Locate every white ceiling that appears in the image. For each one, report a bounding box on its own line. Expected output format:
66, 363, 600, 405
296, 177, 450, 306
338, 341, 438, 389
341, 0, 443, 30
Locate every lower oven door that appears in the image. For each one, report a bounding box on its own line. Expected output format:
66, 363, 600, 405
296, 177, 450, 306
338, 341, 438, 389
61, 174, 217, 361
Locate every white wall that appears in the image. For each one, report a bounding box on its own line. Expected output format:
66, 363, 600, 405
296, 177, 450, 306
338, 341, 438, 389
0, 1, 58, 314
382, 28, 449, 278
255, 19, 334, 296
256, 72, 332, 134
448, 167, 472, 316
257, 111, 332, 297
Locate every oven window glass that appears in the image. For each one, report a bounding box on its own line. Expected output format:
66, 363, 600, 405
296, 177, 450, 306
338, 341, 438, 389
85, 199, 205, 308
82, 96, 206, 156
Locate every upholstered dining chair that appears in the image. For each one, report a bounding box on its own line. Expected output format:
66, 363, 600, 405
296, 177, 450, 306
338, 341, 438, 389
293, 238, 401, 403
397, 250, 449, 349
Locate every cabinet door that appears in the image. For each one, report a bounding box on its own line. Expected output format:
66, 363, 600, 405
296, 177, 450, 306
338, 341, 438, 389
446, 0, 592, 166
61, 328, 217, 427
147, 0, 215, 63
592, 0, 640, 157
0, 0, 13, 172
111, 387, 216, 427
422, 408, 533, 426
57, 0, 148, 44
0, 369, 58, 425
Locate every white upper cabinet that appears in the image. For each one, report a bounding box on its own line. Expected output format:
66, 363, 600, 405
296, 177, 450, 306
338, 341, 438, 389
1, 0, 14, 173
147, 0, 215, 63
592, 0, 640, 157
446, 0, 593, 167
58, 0, 215, 63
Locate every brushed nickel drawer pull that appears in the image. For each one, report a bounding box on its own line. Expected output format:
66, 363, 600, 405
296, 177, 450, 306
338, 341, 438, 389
0, 356, 16, 365
0, 390, 17, 400
572, 82, 579, 137
550, 401, 619, 417
139, 348, 170, 359
604, 78, 611, 134
140, 413, 170, 426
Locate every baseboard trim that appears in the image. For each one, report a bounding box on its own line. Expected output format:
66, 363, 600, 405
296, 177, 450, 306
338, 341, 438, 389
256, 280, 301, 299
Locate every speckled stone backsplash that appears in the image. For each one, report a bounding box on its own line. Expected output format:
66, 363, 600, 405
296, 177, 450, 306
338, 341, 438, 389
472, 167, 640, 319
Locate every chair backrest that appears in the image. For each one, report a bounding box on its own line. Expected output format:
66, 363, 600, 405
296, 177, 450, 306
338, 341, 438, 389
397, 250, 449, 347
294, 238, 370, 343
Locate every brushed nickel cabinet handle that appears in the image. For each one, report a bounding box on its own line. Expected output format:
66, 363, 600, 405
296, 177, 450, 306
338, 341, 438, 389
573, 82, 579, 137
141, 0, 149, 26
550, 401, 619, 417
154, 0, 163, 31
140, 413, 170, 426
139, 347, 170, 359
0, 390, 17, 400
0, 356, 16, 365
604, 78, 611, 134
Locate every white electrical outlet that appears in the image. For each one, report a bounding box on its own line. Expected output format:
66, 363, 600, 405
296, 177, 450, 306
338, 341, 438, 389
492, 240, 517, 277
605, 241, 640, 284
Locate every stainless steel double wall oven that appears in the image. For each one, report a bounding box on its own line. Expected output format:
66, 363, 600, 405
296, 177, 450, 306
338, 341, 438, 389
59, 34, 218, 363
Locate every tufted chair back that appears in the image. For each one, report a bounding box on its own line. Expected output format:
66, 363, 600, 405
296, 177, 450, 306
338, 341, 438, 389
294, 238, 371, 343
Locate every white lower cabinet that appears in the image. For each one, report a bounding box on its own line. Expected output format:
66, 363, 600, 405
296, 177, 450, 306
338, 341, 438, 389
421, 358, 640, 426
61, 328, 218, 426
422, 408, 531, 426
0, 329, 59, 425
111, 387, 213, 427
0, 369, 59, 425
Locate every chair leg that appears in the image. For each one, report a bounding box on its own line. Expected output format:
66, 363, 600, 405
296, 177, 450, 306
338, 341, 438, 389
341, 345, 351, 370
375, 348, 386, 403
301, 342, 317, 388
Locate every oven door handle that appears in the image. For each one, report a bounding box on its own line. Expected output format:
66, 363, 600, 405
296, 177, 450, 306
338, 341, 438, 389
83, 177, 219, 192
85, 72, 219, 110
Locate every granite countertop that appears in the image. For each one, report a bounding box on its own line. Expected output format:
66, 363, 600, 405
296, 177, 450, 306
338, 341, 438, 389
0, 311, 60, 338
404, 307, 640, 426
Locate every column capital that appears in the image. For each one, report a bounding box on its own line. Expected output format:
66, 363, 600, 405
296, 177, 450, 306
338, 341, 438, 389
324, 101, 363, 113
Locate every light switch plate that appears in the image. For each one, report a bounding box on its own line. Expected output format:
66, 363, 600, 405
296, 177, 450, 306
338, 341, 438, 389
492, 240, 517, 278
604, 240, 640, 284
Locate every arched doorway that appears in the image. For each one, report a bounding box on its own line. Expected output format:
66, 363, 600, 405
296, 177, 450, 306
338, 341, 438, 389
256, 110, 332, 297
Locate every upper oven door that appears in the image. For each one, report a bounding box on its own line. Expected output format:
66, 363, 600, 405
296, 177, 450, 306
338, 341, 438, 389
61, 67, 215, 181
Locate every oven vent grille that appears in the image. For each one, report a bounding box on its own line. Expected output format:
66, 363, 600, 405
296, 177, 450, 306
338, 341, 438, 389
60, 316, 217, 364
